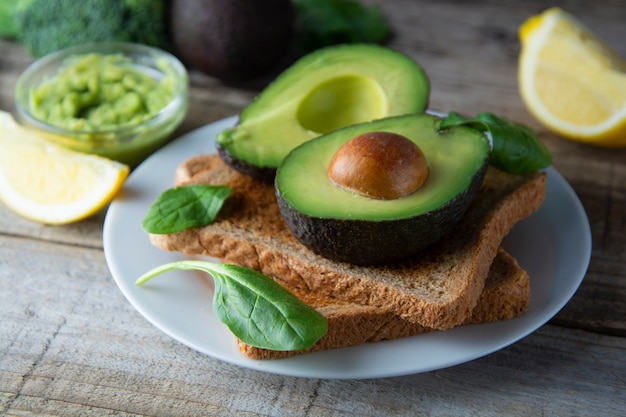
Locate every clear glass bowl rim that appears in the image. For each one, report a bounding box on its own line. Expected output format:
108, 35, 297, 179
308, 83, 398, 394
14, 41, 189, 139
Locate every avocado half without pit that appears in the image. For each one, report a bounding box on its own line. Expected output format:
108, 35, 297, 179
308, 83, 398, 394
275, 113, 491, 265
216, 44, 430, 181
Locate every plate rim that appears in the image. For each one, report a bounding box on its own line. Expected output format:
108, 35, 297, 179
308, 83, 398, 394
103, 115, 592, 379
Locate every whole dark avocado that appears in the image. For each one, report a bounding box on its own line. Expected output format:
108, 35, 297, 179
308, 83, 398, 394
170, 0, 294, 81
217, 44, 430, 181
275, 113, 491, 265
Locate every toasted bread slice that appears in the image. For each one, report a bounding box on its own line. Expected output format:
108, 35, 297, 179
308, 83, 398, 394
237, 248, 529, 359
151, 154, 546, 330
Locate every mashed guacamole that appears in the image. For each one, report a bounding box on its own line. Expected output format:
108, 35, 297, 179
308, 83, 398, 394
28, 53, 176, 132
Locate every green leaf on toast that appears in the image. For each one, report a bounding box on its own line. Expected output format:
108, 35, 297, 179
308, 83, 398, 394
142, 185, 233, 234
440, 111, 552, 174
135, 260, 328, 351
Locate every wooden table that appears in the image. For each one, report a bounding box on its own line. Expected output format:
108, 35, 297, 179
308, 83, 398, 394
1, 1, 625, 415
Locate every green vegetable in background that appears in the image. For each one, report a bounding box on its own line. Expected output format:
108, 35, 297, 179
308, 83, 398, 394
0, 0, 31, 39
12, 0, 169, 57
142, 184, 233, 235
136, 260, 328, 351
294, 0, 391, 53
1, 0, 392, 75
440, 112, 553, 174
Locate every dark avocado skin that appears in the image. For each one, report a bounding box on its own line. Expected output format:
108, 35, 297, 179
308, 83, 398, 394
217, 143, 276, 183
276, 160, 489, 266
170, 0, 294, 81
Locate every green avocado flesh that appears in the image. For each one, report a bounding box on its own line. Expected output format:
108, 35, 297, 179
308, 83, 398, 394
275, 113, 490, 265
217, 44, 429, 179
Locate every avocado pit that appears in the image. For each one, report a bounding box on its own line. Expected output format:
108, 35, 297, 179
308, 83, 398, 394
327, 131, 429, 200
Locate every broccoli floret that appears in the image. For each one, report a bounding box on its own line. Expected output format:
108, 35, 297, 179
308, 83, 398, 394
14, 0, 169, 57
0, 0, 19, 39
0, 0, 33, 39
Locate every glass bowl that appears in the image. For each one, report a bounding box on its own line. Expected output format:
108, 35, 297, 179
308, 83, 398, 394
15, 42, 189, 167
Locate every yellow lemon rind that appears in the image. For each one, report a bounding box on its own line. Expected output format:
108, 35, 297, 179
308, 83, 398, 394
0, 165, 128, 225
0, 111, 129, 224
518, 8, 626, 147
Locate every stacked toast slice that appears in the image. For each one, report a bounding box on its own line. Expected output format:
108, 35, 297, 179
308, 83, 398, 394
150, 154, 546, 358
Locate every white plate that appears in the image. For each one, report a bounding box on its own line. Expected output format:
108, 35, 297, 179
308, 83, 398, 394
103, 116, 592, 379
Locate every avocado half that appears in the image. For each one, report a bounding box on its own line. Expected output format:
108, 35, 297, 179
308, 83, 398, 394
217, 44, 430, 181
275, 113, 491, 265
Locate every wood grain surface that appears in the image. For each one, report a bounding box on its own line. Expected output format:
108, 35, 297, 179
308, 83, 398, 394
1, 0, 625, 415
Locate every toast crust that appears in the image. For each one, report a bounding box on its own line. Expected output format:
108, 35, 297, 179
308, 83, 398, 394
237, 248, 530, 359
151, 154, 546, 330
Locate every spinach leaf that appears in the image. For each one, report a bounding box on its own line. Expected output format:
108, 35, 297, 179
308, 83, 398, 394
294, 0, 390, 53
440, 112, 553, 174
142, 185, 233, 234
136, 260, 328, 351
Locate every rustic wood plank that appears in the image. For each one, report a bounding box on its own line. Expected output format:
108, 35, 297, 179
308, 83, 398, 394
0, 204, 105, 249
0, 39, 33, 114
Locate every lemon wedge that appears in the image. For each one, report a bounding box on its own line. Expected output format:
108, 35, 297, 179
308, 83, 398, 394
0, 111, 129, 224
518, 7, 626, 146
